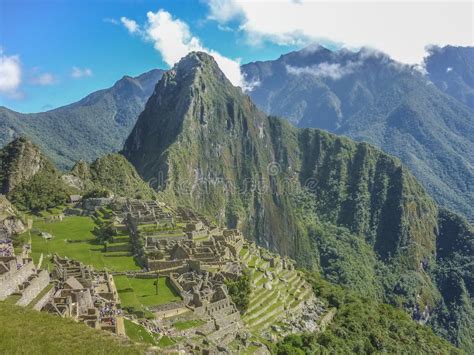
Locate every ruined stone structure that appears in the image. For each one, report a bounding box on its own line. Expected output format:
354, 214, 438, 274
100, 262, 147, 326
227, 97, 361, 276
103, 199, 247, 346
42, 255, 124, 335
0, 256, 36, 300
0, 229, 52, 310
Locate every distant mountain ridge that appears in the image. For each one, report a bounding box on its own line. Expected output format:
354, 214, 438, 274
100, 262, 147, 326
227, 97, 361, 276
1, 46, 471, 222
0, 69, 164, 170
425, 45, 474, 110
242, 45, 474, 220
122, 52, 473, 351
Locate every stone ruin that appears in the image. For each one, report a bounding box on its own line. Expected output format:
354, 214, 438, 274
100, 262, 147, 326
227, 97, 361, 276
41, 255, 125, 335
0, 226, 51, 310
104, 199, 248, 347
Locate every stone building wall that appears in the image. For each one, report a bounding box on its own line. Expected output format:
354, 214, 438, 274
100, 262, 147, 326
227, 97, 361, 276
0, 260, 35, 300
16, 270, 50, 306
32, 285, 55, 311
148, 259, 185, 270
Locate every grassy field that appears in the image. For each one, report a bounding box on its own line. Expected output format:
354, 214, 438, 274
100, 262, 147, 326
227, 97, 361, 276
0, 303, 146, 354
123, 319, 157, 345
157, 335, 177, 348
23, 216, 141, 271
114, 276, 181, 316
173, 319, 205, 330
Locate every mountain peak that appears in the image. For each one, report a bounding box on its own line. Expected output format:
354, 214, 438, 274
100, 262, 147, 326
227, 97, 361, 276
168, 51, 230, 88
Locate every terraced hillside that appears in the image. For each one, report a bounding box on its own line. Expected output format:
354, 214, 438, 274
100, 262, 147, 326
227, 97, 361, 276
240, 244, 317, 335
122, 52, 473, 350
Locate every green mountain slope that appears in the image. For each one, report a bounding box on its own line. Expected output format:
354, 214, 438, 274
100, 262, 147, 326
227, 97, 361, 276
122, 52, 473, 351
275, 275, 463, 354
0, 69, 163, 170
0, 303, 147, 354
242, 46, 474, 221
425, 45, 474, 110
0, 138, 155, 211
0, 138, 71, 211
69, 153, 156, 199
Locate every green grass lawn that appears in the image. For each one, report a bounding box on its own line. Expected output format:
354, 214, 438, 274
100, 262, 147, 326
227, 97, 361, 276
37, 205, 66, 218
2, 294, 21, 305
0, 303, 145, 354
114, 276, 182, 315
25, 216, 141, 271
123, 319, 157, 345
173, 319, 205, 330
157, 335, 177, 348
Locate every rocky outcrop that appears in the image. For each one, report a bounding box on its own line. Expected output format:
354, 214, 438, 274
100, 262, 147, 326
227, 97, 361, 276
0, 138, 49, 194
0, 195, 25, 234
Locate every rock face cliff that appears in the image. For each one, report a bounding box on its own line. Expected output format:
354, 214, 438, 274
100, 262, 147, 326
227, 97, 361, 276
0, 137, 51, 194
242, 46, 474, 221
122, 52, 472, 350
0, 195, 26, 235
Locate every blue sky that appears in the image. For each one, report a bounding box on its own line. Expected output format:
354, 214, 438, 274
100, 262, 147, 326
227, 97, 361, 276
0, 0, 300, 112
1, 0, 472, 113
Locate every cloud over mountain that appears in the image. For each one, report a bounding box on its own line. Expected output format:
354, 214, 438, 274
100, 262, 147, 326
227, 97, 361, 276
205, 0, 473, 64
120, 9, 248, 89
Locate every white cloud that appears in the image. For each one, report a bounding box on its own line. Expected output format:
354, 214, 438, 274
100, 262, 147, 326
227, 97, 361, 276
30, 72, 56, 86
120, 17, 140, 34
446, 67, 453, 73
286, 60, 362, 80
71, 66, 93, 79
103, 18, 119, 25
206, 0, 244, 23
0, 51, 22, 96
204, 0, 474, 64
122, 9, 247, 89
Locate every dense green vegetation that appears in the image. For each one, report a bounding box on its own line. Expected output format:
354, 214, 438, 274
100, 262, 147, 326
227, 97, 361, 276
0, 138, 72, 212
425, 45, 474, 111
429, 209, 474, 351
0, 69, 163, 170
71, 154, 156, 200
226, 269, 252, 313
274, 274, 463, 354
0, 137, 155, 214
243, 46, 474, 222
9, 170, 70, 211
122, 52, 473, 351
0, 303, 145, 354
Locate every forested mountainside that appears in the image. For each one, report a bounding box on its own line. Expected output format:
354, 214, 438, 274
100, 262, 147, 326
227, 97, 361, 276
122, 52, 473, 351
0, 138, 154, 211
242, 46, 474, 221
2, 45, 471, 223
424, 45, 474, 110
69, 154, 156, 200
0, 69, 163, 170
0, 138, 71, 211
